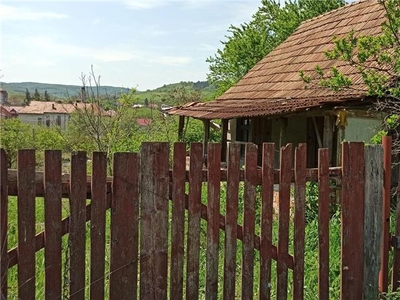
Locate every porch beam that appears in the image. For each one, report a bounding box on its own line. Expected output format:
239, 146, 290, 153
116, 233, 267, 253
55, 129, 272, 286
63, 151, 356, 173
221, 119, 228, 162
203, 119, 211, 159
178, 116, 185, 141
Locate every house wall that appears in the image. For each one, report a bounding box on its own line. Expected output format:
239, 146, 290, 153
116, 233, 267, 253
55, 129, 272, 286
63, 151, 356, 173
18, 113, 70, 130
344, 116, 382, 143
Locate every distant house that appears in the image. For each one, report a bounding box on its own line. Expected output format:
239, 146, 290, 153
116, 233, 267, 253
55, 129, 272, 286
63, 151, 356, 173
169, 0, 390, 167
17, 101, 107, 130
0, 105, 19, 119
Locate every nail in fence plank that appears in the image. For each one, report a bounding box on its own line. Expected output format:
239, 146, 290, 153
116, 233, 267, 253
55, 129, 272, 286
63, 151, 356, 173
110, 152, 139, 299
364, 146, 383, 299
69, 151, 87, 300
277, 144, 292, 300
242, 143, 257, 300
44, 150, 62, 299
259, 143, 275, 300
341, 142, 364, 300
293, 144, 306, 300
186, 143, 203, 300
206, 143, 221, 300
17, 150, 36, 300
170, 143, 187, 300
0, 149, 8, 299
223, 143, 240, 300
140, 143, 170, 300
90, 152, 107, 300
318, 148, 330, 300
380, 136, 391, 292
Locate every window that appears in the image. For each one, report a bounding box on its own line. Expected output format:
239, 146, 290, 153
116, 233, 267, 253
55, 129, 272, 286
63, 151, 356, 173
56, 116, 61, 126
37, 118, 42, 125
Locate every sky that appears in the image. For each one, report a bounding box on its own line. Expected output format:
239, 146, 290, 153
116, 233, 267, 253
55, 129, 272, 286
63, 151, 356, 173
0, 0, 356, 91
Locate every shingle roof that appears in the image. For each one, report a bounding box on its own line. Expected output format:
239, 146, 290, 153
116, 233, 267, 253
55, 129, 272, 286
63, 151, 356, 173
17, 101, 106, 115
169, 0, 387, 119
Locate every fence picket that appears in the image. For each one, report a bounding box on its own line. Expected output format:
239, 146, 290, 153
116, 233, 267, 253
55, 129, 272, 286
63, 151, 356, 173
17, 150, 36, 300
69, 151, 87, 300
206, 143, 221, 300
242, 143, 257, 299
186, 143, 203, 300
259, 143, 275, 300
140, 143, 170, 300
364, 146, 383, 299
341, 142, 365, 299
44, 150, 62, 299
170, 143, 187, 300
277, 144, 292, 300
90, 152, 107, 300
318, 148, 330, 300
109, 152, 139, 299
223, 143, 240, 300
0, 149, 8, 299
293, 144, 306, 299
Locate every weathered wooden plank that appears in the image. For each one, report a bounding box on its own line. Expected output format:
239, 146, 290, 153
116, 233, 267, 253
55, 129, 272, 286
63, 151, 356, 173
293, 144, 306, 300
186, 143, 203, 300
242, 143, 257, 300
318, 148, 330, 300
259, 143, 275, 300
44, 150, 62, 300
140, 143, 170, 300
90, 152, 107, 300
109, 152, 139, 300
69, 151, 87, 300
393, 160, 400, 291
206, 143, 221, 300
170, 143, 187, 300
17, 149, 36, 300
364, 146, 383, 299
0, 149, 8, 299
277, 144, 292, 300
223, 143, 240, 300
341, 142, 365, 300
380, 136, 391, 293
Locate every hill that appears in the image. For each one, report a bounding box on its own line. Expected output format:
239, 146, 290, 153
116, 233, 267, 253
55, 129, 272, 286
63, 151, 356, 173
1, 81, 216, 105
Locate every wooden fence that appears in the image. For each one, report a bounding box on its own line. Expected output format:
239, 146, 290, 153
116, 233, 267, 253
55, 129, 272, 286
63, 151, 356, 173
0, 141, 390, 299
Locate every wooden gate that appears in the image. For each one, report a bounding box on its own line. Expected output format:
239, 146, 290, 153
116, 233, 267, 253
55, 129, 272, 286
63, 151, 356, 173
0, 141, 385, 299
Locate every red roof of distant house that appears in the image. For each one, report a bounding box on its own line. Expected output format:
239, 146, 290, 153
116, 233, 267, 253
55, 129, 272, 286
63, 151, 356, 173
136, 118, 152, 126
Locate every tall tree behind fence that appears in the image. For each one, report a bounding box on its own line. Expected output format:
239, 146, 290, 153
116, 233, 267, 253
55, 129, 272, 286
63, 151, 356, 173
0, 141, 387, 299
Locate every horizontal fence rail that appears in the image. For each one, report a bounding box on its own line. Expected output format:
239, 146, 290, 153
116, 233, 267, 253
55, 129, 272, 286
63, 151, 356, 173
0, 141, 387, 299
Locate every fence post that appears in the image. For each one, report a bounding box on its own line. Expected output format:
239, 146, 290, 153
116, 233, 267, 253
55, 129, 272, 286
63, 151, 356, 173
341, 142, 365, 300
0, 149, 8, 299
380, 136, 392, 292
364, 145, 383, 299
140, 143, 170, 300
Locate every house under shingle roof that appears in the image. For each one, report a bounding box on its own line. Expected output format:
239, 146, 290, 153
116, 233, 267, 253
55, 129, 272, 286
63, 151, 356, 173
168, 0, 388, 120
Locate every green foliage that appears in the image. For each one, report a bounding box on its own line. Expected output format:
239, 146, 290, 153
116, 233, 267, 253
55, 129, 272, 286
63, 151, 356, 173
34, 88, 41, 101
0, 118, 34, 168
44, 90, 50, 102
302, 0, 400, 98
207, 0, 346, 96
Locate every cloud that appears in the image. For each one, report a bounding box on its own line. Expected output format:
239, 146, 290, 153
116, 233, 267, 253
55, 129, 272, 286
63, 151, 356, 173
150, 56, 191, 66
122, 0, 165, 9
0, 5, 67, 21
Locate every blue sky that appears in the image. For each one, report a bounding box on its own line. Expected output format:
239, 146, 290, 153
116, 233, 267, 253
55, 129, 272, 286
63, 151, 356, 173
1, 0, 355, 91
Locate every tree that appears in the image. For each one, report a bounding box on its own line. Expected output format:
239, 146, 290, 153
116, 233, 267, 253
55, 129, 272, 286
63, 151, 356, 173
0, 118, 33, 168
301, 0, 400, 150
44, 90, 50, 102
24, 88, 31, 105
34, 88, 41, 101
207, 0, 346, 96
